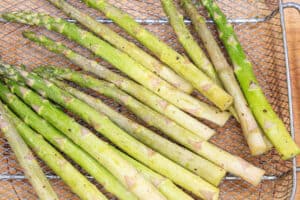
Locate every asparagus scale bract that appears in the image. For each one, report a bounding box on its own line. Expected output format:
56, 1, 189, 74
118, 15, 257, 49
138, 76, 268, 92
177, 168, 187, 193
33, 67, 265, 186
2, 12, 232, 119
1, 66, 166, 200
80, 0, 233, 110
179, 0, 271, 155
200, 0, 300, 159
52, 79, 226, 186
1, 64, 219, 200
23, 32, 222, 138
46, 0, 193, 93
0, 102, 108, 200
0, 82, 138, 200
0, 102, 58, 200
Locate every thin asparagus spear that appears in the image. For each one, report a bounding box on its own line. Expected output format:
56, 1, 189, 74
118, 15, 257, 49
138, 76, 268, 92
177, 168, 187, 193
22, 32, 221, 139
46, 0, 193, 93
79, 0, 233, 110
160, 0, 239, 120
1, 68, 166, 200
200, 0, 300, 159
0, 103, 58, 200
0, 102, 107, 200
114, 149, 194, 200
2, 12, 232, 115
34, 67, 265, 186
0, 82, 138, 200
179, 0, 271, 155
52, 79, 226, 186
2, 65, 218, 200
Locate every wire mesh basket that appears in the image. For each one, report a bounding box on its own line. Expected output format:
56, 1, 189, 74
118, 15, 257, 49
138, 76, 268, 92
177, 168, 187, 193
0, 0, 299, 199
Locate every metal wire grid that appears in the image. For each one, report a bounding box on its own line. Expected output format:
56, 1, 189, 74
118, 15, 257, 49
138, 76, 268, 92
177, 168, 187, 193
0, 0, 296, 199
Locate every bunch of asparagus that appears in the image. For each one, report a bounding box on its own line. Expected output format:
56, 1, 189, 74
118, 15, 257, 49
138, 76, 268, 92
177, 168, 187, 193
0, 0, 299, 199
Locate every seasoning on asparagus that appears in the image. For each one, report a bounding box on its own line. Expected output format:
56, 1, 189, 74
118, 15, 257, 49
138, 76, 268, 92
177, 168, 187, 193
33, 67, 265, 186
200, 0, 300, 159
22, 31, 222, 138
0, 82, 138, 200
0, 102, 108, 200
2, 12, 232, 121
1, 65, 166, 200
46, 0, 193, 93
0, 102, 58, 200
52, 79, 226, 186
1, 64, 219, 200
179, 0, 271, 155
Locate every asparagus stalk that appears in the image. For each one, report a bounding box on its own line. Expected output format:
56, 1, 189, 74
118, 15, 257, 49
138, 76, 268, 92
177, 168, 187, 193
22, 32, 222, 139
3, 12, 232, 114
0, 102, 108, 200
52, 79, 226, 186
2, 65, 218, 200
200, 0, 300, 159
179, 0, 271, 155
0, 82, 138, 200
1, 68, 166, 200
114, 149, 194, 200
46, 0, 193, 93
0, 102, 58, 200
80, 0, 233, 110
34, 67, 265, 186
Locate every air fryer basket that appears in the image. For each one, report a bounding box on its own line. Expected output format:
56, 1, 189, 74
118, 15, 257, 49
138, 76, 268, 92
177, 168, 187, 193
0, 0, 299, 199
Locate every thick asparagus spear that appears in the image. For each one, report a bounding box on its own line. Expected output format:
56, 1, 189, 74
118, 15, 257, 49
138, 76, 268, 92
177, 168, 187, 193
34, 67, 265, 186
52, 79, 226, 186
2, 66, 218, 200
46, 0, 192, 93
22, 32, 221, 138
200, 0, 300, 159
3, 12, 232, 114
0, 102, 107, 200
114, 149, 194, 200
1, 68, 166, 200
0, 82, 138, 200
79, 0, 233, 110
0, 102, 58, 200
179, 0, 271, 155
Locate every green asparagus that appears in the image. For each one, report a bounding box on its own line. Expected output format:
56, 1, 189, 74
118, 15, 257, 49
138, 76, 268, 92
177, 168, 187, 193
2, 65, 219, 200
23, 32, 223, 138
52, 79, 226, 186
80, 0, 234, 110
3, 12, 232, 117
1, 66, 166, 200
0, 102, 108, 200
0, 102, 58, 200
33, 67, 265, 186
200, 0, 300, 159
46, 0, 193, 93
0, 82, 138, 200
180, 0, 271, 155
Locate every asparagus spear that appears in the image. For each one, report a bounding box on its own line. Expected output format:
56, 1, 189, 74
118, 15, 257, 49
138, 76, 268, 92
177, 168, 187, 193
1, 67, 166, 200
0, 102, 108, 200
46, 0, 192, 93
34, 67, 265, 186
2, 12, 232, 114
0, 102, 58, 200
2, 65, 218, 200
200, 0, 300, 159
52, 79, 226, 186
22, 32, 222, 139
114, 149, 194, 200
0, 82, 138, 200
79, 0, 234, 110
179, 0, 271, 155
